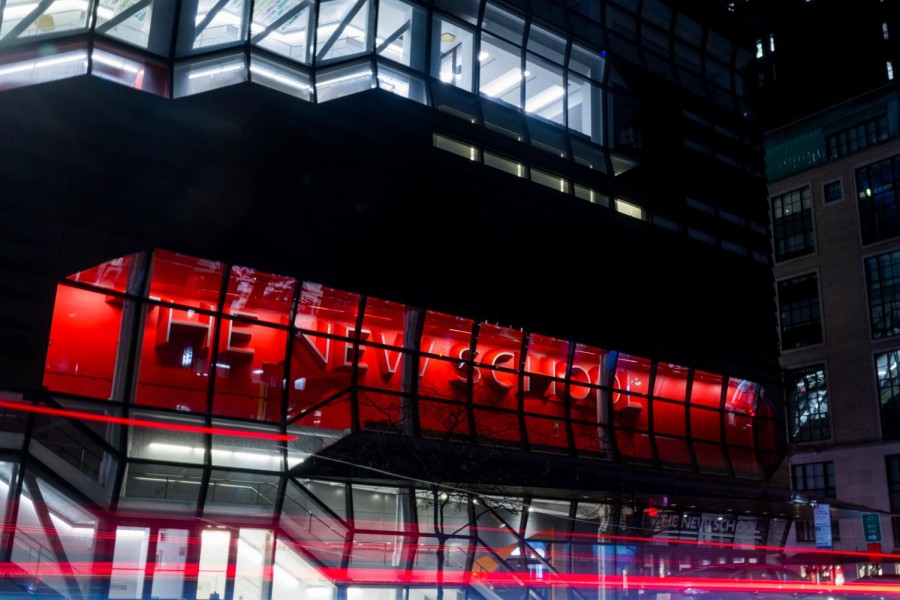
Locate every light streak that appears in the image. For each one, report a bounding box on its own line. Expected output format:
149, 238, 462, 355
0, 398, 296, 441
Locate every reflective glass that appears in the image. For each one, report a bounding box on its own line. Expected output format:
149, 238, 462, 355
479, 32, 522, 108
197, 529, 231, 599
431, 16, 475, 92
567, 72, 601, 140
91, 45, 170, 95
109, 526, 151, 599
272, 536, 338, 599
0, 44, 88, 91
481, 2, 525, 46
473, 323, 521, 408
315, 0, 371, 64
173, 53, 247, 97
126, 411, 207, 463
225, 264, 295, 323
525, 53, 564, 124
377, 62, 427, 103
150, 528, 189, 599
95, 0, 161, 51
120, 462, 203, 511
203, 469, 280, 517
281, 479, 348, 567
376, 0, 426, 70
250, 52, 313, 99
314, 60, 374, 102
235, 528, 274, 600
527, 23, 566, 65
148, 249, 224, 309
655, 435, 692, 468
43, 284, 123, 399
64, 253, 134, 292
251, 0, 313, 64
0, 0, 91, 41
186, 0, 248, 52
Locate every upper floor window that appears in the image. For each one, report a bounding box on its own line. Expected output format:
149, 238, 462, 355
866, 250, 900, 339
771, 186, 814, 261
792, 461, 835, 498
876, 350, 900, 439
886, 455, 900, 540
823, 180, 842, 203
778, 273, 822, 350
786, 365, 829, 442
827, 116, 888, 159
857, 154, 900, 244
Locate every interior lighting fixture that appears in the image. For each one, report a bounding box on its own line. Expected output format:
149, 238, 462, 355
92, 51, 141, 74
0, 51, 86, 77
3, 0, 88, 20
480, 67, 521, 97
187, 61, 244, 80
440, 32, 456, 43
524, 84, 564, 113
315, 69, 373, 88
249, 64, 313, 93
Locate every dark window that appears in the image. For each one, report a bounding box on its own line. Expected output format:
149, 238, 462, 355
794, 519, 814, 542
824, 180, 842, 203
772, 187, 814, 261
827, 116, 888, 159
778, 274, 822, 349
866, 250, 900, 339
786, 366, 829, 442
876, 351, 900, 439
792, 461, 836, 497
889, 455, 900, 540
857, 155, 900, 244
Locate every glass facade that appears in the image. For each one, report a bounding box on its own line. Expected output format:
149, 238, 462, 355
777, 273, 823, 350
866, 249, 900, 340
785, 365, 830, 442
0, 247, 789, 598
771, 186, 814, 262
858, 154, 900, 245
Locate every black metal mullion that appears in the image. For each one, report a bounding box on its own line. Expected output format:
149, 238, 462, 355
96, 0, 152, 33
2, 0, 53, 41
317, 0, 366, 60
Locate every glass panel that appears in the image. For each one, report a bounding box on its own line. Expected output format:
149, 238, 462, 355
652, 398, 685, 437
418, 398, 469, 438
483, 150, 526, 177
358, 389, 405, 431
730, 447, 761, 479
376, 0, 426, 70
655, 435, 692, 468
197, 529, 231, 600
315, 60, 375, 102
690, 405, 721, 443
148, 250, 224, 310
691, 370, 723, 409
525, 414, 568, 451
204, 469, 280, 517
523, 333, 568, 411
280, 479, 349, 568
173, 53, 247, 97
250, 52, 313, 100
43, 284, 123, 399
135, 299, 212, 413
210, 422, 284, 470
225, 265, 295, 323
0, 44, 88, 91
95, 0, 166, 52
525, 54, 564, 124
525, 499, 571, 541
414, 489, 470, 537
272, 536, 337, 599
251, 0, 313, 64
653, 362, 688, 402
693, 440, 729, 475
377, 62, 427, 103
235, 528, 274, 600
315, 0, 371, 64
213, 317, 288, 422
432, 16, 475, 92
418, 310, 475, 401
568, 43, 605, 83
0, 0, 91, 40
187, 0, 248, 52
127, 412, 207, 463
479, 32, 522, 108
482, 1, 525, 46
109, 526, 150, 599
150, 528, 189, 600
473, 323, 521, 409
120, 463, 204, 512
288, 330, 353, 420
91, 45, 170, 95
527, 23, 566, 65
64, 254, 134, 293
0, 462, 14, 550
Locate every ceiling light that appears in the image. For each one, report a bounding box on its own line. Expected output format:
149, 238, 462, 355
440, 32, 456, 43
481, 67, 521, 97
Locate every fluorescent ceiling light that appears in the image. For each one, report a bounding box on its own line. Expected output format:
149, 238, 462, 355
0, 51, 86, 77
250, 64, 312, 92
525, 84, 564, 113
481, 67, 521, 97
92, 51, 141, 74
187, 61, 244, 80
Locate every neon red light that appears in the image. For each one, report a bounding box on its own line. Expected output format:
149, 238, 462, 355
0, 399, 296, 441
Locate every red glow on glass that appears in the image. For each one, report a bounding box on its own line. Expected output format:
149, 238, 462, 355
0, 398, 296, 441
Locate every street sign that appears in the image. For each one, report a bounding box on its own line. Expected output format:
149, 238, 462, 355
814, 504, 832, 550
862, 513, 882, 543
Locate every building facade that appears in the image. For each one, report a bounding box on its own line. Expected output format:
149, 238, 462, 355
0, 0, 791, 598
767, 84, 900, 578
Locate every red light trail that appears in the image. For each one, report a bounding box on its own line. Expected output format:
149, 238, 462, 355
0, 398, 297, 441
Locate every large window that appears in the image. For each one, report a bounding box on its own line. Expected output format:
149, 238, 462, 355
858, 155, 900, 245
886, 455, 900, 542
777, 273, 822, 350
866, 250, 900, 339
771, 186, 814, 261
827, 115, 888, 159
785, 365, 829, 442
791, 461, 835, 498
876, 350, 900, 439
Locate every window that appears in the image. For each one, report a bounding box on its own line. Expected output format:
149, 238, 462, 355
794, 519, 814, 542
866, 250, 900, 339
786, 366, 829, 442
771, 186, 814, 261
876, 350, 900, 439
887, 455, 900, 539
858, 155, 900, 244
792, 461, 835, 497
823, 180, 842, 203
827, 116, 888, 159
778, 274, 822, 349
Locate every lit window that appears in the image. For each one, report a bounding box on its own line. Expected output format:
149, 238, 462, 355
889, 61, 895, 81
755, 39, 763, 58
615, 198, 646, 221
786, 366, 829, 442
884, 22, 890, 40
769, 33, 775, 52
